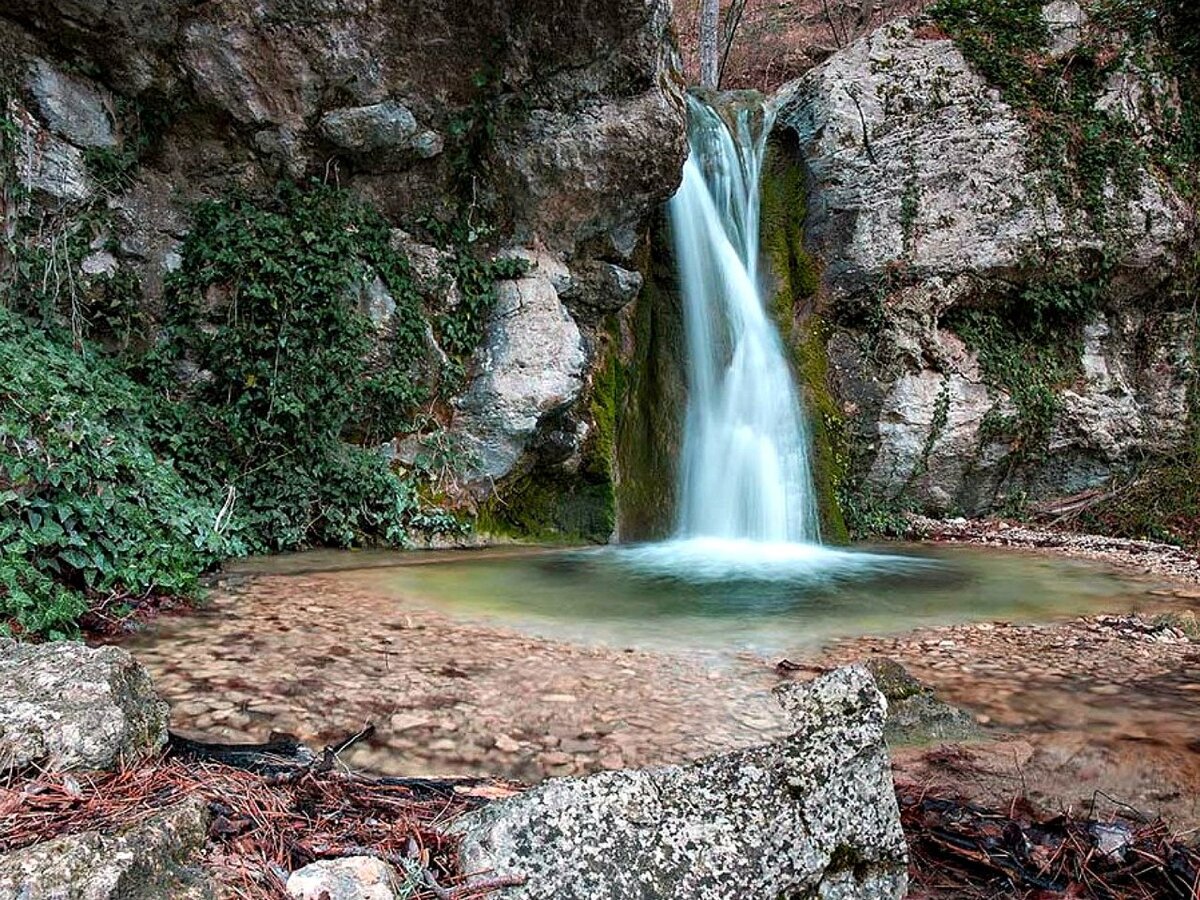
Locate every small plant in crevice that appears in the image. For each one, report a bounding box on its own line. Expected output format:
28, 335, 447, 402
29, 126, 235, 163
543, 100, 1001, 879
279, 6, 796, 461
945, 265, 1108, 462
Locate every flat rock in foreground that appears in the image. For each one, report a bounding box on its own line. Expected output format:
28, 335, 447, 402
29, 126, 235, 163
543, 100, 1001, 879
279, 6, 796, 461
453, 666, 908, 900
0, 639, 168, 772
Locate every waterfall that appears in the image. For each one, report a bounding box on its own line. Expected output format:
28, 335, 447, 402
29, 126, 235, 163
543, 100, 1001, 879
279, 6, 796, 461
669, 94, 821, 545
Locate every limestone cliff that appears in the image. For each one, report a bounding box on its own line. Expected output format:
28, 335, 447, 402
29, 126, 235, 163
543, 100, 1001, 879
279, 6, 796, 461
0, 0, 686, 541
769, 4, 1198, 522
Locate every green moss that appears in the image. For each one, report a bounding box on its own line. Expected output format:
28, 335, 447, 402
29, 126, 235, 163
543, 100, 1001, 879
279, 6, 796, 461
479, 330, 622, 544
613, 215, 687, 540
760, 139, 849, 543
478, 471, 614, 544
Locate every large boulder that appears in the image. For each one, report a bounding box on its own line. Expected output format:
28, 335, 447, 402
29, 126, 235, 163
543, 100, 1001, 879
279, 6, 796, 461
0, 799, 214, 900
772, 16, 1196, 514
453, 252, 588, 485
774, 19, 1191, 298
453, 667, 908, 900
0, 640, 169, 772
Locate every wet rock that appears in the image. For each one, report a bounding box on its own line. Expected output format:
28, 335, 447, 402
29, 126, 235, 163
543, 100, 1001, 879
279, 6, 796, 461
286, 855, 404, 900
453, 251, 587, 484
0, 639, 168, 772
26, 58, 117, 148
865, 658, 982, 746
454, 666, 907, 900
0, 799, 214, 899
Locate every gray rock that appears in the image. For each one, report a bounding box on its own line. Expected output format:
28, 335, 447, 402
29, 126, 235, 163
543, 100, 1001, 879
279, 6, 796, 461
497, 80, 686, 256
26, 58, 117, 149
286, 856, 406, 900
12, 104, 93, 202
453, 251, 587, 484
0, 639, 168, 772
352, 272, 397, 327
774, 19, 1190, 295
318, 101, 435, 156
557, 260, 643, 320
81, 250, 118, 278
1043, 1, 1087, 59
775, 19, 1195, 514
0, 799, 214, 900
864, 658, 981, 745
454, 666, 907, 900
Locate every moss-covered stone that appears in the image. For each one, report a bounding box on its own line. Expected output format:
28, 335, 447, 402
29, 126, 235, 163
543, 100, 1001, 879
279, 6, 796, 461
760, 135, 849, 544
613, 213, 688, 540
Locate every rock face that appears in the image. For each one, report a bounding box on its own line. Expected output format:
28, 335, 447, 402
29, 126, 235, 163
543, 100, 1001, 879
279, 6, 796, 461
0, 639, 168, 772
772, 16, 1196, 515
453, 252, 588, 485
0, 799, 214, 899
454, 667, 908, 900
0, 0, 685, 528
864, 658, 981, 745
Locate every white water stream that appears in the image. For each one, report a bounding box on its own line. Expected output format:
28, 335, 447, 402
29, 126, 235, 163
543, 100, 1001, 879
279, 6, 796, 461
671, 94, 820, 544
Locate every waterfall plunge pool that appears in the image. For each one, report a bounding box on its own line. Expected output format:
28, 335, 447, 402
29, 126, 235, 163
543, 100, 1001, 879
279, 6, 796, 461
190, 541, 1169, 655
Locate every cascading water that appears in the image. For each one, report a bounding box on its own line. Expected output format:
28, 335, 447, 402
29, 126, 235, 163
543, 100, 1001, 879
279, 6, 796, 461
670, 94, 821, 544
609, 93, 932, 584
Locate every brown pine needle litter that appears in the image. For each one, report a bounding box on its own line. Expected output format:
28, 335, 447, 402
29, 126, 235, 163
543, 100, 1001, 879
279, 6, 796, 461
898, 781, 1200, 900
0, 757, 523, 899
4, 749, 1199, 899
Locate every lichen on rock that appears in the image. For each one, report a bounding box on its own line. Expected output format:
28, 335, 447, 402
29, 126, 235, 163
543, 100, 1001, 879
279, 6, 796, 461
453, 666, 908, 900
0, 639, 168, 772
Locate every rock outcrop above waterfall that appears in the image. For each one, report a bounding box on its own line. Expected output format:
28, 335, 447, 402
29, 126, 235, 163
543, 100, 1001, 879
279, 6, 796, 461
453, 666, 909, 900
1, 0, 686, 531
771, 11, 1197, 517
0, 639, 168, 772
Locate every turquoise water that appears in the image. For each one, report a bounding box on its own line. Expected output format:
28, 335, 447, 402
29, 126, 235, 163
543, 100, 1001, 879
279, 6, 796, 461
346, 542, 1161, 653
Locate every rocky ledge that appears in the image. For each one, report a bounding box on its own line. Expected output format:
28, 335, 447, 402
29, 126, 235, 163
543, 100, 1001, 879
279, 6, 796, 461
0, 641, 908, 900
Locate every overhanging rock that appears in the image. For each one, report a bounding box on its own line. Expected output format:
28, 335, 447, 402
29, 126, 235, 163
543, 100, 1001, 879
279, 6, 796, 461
453, 666, 908, 899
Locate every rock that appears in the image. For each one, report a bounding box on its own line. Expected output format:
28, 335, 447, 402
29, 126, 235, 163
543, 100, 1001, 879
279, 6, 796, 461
352, 272, 397, 327
81, 250, 119, 277
286, 856, 405, 900
498, 89, 686, 256
180, 15, 319, 128
11, 101, 94, 202
864, 658, 982, 745
0, 799, 215, 899
454, 666, 907, 900
557, 260, 643, 320
26, 58, 117, 148
1043, 1, 1087, 58
319, 101, 440, 157
453, 251, 587, 484
774, 19, 1195, 514
774, 19, 1190, 295
0, 639, 168, 772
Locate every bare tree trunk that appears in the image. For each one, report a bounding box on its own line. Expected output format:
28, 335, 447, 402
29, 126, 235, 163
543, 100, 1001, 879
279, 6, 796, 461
699, 0, 720, 88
